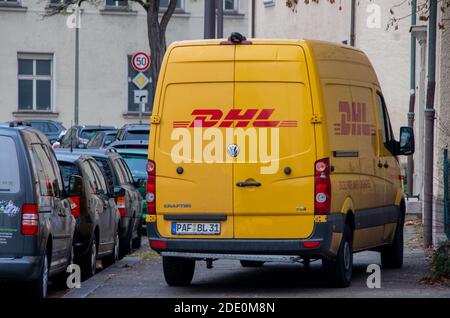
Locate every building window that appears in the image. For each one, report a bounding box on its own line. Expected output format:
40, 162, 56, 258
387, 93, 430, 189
224, 0, 238, 13
0, 0, 21, 6
159, 0, 184, 12
127, 55, 153, 113
105, 0, 128, 8
18, 54, 53, 112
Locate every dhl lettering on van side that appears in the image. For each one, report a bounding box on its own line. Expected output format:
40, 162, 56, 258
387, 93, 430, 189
173, 109, 298, 128
334, 101, 375, 136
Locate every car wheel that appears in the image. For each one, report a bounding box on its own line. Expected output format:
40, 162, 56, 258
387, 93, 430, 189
132, 220, 143, 249
381, 214, 404, 269
103, 231, 120, 268
80, 236, 97, 280
120, 227, 133, 259
163, 257, 195, 287
322, 224, 353, 288
31, 252, 49, 298
52, 245, 74, 288
240, 260, 264, 268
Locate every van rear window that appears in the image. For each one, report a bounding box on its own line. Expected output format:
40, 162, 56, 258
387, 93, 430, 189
0, 136, 20, 193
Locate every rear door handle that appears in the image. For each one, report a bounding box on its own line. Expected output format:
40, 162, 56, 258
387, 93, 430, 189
236, 182, 262, 187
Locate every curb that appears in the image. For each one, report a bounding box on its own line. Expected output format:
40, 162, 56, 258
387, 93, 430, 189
63, 257, 142, 299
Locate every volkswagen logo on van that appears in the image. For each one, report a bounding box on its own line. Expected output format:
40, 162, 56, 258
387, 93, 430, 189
227, 144, 240, 158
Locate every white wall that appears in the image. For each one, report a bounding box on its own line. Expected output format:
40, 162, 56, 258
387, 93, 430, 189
0, 0, 249, 128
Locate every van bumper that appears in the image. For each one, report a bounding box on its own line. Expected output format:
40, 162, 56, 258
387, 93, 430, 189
148, 215, 345, 260
0, 256, 42, 281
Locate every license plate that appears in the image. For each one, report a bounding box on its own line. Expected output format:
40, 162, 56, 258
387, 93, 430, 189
171, 222, 221, 235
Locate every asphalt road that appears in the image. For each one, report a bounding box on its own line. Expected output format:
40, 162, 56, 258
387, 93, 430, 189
58, 216, 449, 298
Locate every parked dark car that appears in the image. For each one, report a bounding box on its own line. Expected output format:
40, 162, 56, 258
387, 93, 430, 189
109, 139, 148, 150
116, 124, 150, 142
57, 125, 115, 149
116, 148, 148, 228
1, 120, 66, 144
55, 152, 121, 279
0, 125, 75, 297
58, 149, 143, 258
84, 130, 117, 149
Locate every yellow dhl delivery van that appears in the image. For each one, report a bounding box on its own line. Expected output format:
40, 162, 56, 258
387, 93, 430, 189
146, 33, 415, 288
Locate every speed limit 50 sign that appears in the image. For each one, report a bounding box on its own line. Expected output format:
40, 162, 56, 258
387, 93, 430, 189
132, 52, 150, 72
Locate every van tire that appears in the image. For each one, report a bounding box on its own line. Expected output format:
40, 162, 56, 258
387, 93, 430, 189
52, 245, 74, 288
322, 224, 353, 288
120, 226, 133, 259
240, 260, 264, 268
31, 252, 49, 298
103, 230, 119, 268
80, 236, 97, 280
132, 220, 143, 249
163, 257, 195, 287
381, 215, 404, 269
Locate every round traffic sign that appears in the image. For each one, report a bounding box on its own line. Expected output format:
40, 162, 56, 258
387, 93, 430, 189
131, 52, 150, 72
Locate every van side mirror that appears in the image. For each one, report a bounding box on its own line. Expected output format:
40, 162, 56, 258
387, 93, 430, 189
398, 126, 415, 156
68, 175, 83, 197
113, 186, 126, 198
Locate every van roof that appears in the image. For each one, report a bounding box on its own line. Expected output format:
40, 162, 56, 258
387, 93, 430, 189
165, 38, 377, 86
168, 38, 362, 52
54, 151, 92, 164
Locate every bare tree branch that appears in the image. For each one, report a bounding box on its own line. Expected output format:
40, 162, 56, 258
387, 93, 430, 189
160, 0, 177, 33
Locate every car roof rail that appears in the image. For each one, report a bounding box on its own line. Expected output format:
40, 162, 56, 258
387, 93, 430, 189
9, 120, 32, 128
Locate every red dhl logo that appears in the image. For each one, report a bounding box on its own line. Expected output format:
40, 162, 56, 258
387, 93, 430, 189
334, 102, 375, 136
173, 109, 298, 128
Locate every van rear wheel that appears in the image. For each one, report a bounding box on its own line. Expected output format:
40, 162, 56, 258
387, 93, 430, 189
240, 260, 264, 268
381, 214, 404, 269
31, 252, 49, 298
322, 224, 353, 288
80, 236, 97, 280
163, 257, 195, 287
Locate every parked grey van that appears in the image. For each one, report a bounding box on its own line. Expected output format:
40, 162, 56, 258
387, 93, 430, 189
0, 125, 75, 298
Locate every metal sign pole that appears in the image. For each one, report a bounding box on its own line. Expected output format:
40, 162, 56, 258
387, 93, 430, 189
139, 103, 144, 124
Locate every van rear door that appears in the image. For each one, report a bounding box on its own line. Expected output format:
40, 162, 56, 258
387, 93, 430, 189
154, 45, 235, 239
233, 44, 316, 239
0, 133, 26, 256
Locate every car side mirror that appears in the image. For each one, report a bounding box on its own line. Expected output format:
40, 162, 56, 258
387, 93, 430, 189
113, 186, 126, 198
104, 140, 112, 146
134, 178, 146, 188
78, 143, 87, 149
68, 175, 83, 197
397, 126, 415, 156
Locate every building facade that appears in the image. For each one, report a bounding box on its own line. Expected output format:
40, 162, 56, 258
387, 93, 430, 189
0, 0, 249, 127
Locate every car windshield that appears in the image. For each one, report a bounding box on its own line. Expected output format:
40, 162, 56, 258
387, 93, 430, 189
122, 155, 147, 180
0, 136, 20, 193
104, 133, 117, 144
123, 130, 149, 141
59, 162, 81, 188
81, 129, 105, 140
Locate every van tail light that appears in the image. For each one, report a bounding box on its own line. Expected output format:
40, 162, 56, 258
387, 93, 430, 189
22, 204, 39, 236
69, 196, 81, 219
146, 160, 156, 215
314, 158, 331, 216
116, 196, 126, 218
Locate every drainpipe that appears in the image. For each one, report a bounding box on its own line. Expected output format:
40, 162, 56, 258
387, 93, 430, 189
350, 0, 356, 46
407, 0, 417, 197
204, 0, 216, 39
423, 0, 438, 248
251, 0, 255, 38
216, 0, 224, 38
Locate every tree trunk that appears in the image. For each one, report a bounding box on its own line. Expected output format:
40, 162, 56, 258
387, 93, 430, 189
146, 0, 177, 107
